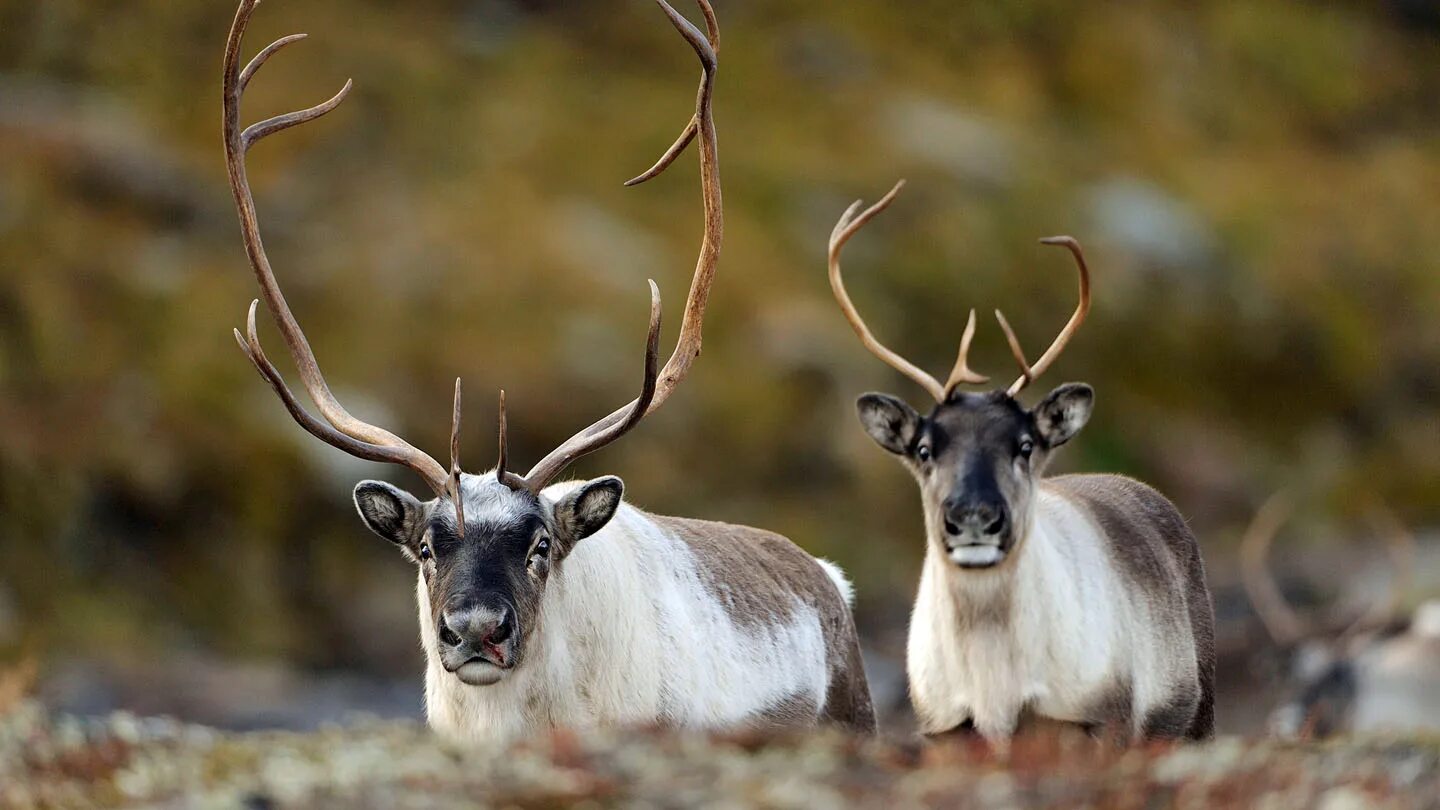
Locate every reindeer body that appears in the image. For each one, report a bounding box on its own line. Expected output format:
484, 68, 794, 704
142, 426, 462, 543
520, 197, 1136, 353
908, 475, 1214, 740
1242, 494, 1437, 738
1268, 601, 1440, 737
828, 185, 1214, 742
419, 478, 874, 742
1349, 605, 1440, 734
219, 0, 859, 741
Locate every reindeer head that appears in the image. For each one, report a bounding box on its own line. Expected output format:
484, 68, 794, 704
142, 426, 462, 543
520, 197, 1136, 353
857, 386, 1092, 568
830, 182, 1092, 568
221, 0, 721, 685
354, 475, 623, 685
1239, 494, 1416, 737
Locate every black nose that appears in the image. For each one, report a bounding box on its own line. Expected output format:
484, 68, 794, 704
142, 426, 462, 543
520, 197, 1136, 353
438, 604, 514, 651
943, 496, 1008, 537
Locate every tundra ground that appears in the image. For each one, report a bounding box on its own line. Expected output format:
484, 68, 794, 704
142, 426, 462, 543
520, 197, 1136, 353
3, 702, 1437, 809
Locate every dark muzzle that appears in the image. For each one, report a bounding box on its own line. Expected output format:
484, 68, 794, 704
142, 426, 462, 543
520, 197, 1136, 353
437, 600, 518, 685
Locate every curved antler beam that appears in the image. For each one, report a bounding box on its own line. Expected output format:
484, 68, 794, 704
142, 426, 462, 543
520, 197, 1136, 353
234, 302, 450, 483
224, 0, 455, 502
522, 280, 664, 491
513, 0, 723, 484
828, 180, 990, 403
1005, 236, 1091, 397
829, 180, 945, 403
1239, 491, 1310, 646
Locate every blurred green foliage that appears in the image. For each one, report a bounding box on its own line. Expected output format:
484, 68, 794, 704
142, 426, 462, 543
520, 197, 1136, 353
0, 0, 1437, 671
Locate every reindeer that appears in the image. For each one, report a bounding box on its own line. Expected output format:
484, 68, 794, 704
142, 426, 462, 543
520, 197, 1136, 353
826, 181, 1215, 743
1241, 493, 1440, 738
221, 0, 874, 741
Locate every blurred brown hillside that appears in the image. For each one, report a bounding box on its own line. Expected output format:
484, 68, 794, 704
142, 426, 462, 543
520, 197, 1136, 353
0, 0, 1438, 720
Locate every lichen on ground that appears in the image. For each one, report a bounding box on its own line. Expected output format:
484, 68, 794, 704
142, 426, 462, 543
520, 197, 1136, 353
2, 703, 1437, 809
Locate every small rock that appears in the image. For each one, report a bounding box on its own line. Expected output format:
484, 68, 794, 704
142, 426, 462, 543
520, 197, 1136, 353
882, 97, 1016, 190
1318, 786, 1376, 810
1086, 177, 1216, 274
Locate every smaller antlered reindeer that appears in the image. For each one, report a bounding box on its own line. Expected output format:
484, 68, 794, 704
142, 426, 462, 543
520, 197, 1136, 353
222, 0, 874, 741
829, 181, 1216, 743
1241, 493, 1440, 738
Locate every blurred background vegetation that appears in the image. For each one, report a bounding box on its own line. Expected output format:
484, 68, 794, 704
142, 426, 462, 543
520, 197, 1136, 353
1, 0, 1437, 732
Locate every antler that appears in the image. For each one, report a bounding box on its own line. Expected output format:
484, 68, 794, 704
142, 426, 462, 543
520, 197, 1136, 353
519, 281, 664, 490
1240, 492, 1310, 646
517, 0, 722, 491
624, 0, 718, 187
227, 0, 719, 507
1339, 503, 1416, 641
492, 390, 529, 492
827, 183, 1092, 403
1241, 492, 1419, 648
997, 237, 1091, 397
828, 180, 990, 404
224, 0, 461, 519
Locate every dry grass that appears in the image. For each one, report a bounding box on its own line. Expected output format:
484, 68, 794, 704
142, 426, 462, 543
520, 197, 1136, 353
2, 704, 1437, 809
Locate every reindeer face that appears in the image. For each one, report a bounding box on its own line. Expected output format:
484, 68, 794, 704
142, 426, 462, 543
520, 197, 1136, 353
1268, 640, 1358, 738
856, 384, 1093, 568
353, 474, 623, 686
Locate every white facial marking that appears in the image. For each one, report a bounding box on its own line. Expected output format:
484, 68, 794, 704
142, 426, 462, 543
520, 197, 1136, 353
457, 474, 537, 529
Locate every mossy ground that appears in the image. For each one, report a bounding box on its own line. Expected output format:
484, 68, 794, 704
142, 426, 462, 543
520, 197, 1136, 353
3, 703, 1437, 809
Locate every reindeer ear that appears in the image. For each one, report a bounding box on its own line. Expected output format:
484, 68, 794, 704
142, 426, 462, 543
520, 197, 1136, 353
1033, 383, 1094, 448
555, 476, 625, 545
856, 393, 920, 456
354, 480, 424, 545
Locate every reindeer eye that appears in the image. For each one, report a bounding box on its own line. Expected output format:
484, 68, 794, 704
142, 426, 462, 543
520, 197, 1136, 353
529, 537, 551, 569
916, 445, 932, 462
1018, 439, 1035, 459
418, 543, 433, 561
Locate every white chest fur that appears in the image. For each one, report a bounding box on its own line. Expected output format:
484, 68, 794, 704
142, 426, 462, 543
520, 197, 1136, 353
906, 491, 1147, 739
420, 489, 832, 743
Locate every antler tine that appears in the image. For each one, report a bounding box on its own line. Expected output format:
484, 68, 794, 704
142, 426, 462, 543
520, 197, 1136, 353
943, 309, 991, 393
234, 302, 449, 482
624, 0, 719, 187
494, 390, 529, 493
523, 280, 664, 491
1240, 492, 1310, 646
239, 33, 308, 93
513, 0, 722, 486
450, 379, 464, 528
241, 80, 353, 150
223, 0, 452, 500
1006, 236, 1092, 396
828, 180, 951, 404
495, 389, 508, 484
994, 310, 1032, 389
625, 120, 697, 188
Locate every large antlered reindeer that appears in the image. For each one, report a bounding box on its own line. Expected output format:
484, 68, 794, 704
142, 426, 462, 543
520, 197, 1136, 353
828, 181, 1215, 743
1241, 493, 1440, 738
222, 0, 874, 741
